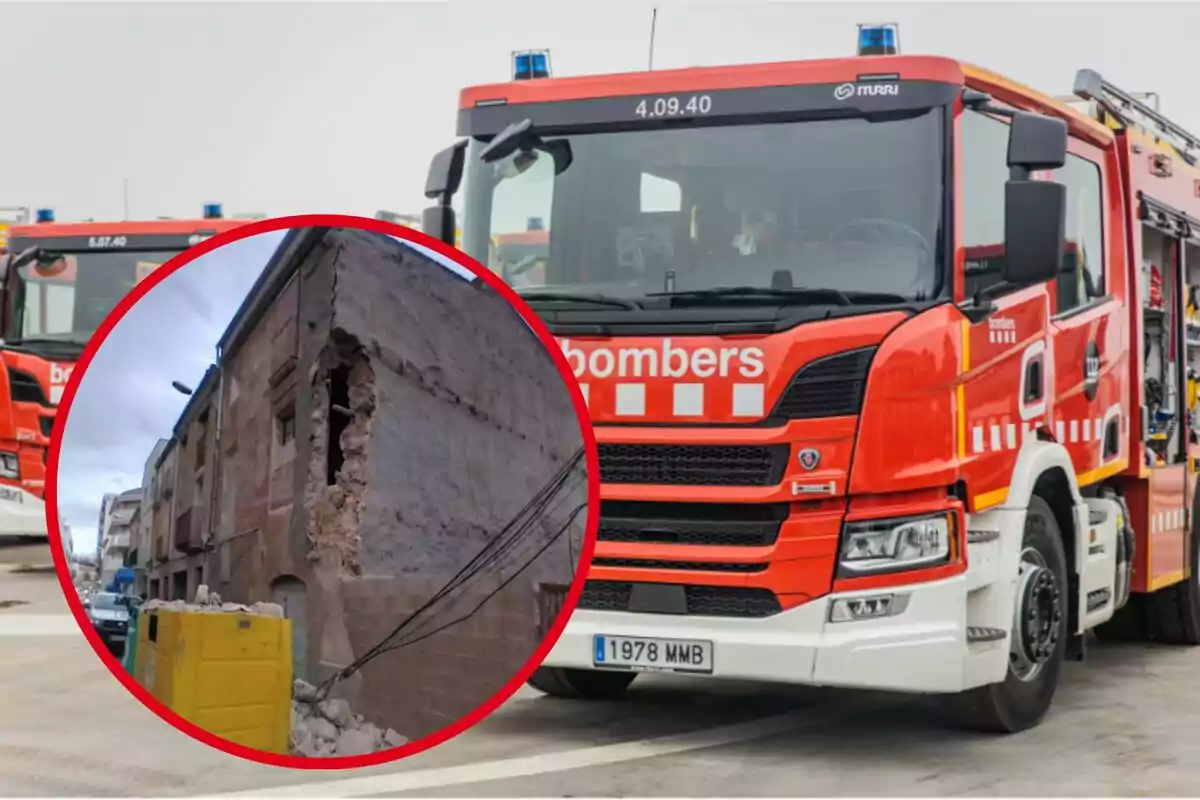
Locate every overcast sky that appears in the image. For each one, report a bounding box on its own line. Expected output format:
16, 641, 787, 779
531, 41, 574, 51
2, 2, 1196, 224
16, 1, 1200, 547
59, 231, 471, 552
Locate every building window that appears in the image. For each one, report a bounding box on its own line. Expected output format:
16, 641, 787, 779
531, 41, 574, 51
195, 410, 209, 470
277, 403, 296, 445
960, 109, 1106, 311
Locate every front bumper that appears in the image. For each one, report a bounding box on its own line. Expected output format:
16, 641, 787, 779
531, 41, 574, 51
0, 485, 46, 538
93, 621, 129, 641
545, 574, 970, 694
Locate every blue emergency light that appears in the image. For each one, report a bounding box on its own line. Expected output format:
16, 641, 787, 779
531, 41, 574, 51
513, 50, 551, 81
203, 203, 223, 219
35, 208, 54, 223
857, 23, 900, 56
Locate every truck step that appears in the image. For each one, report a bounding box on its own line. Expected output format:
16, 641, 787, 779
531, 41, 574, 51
965, 529, 1002, 592
967, 626, 1007, 643
967, 529, 1000, 544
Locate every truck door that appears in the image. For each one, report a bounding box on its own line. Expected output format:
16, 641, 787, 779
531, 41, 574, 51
959, 109, 1062, 505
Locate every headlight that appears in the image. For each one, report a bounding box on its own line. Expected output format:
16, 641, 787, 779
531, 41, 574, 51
838, 512, 955, 576
0, 452, 17, 480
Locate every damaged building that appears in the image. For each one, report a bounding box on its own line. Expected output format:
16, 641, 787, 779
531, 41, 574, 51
143, 227, 589, 739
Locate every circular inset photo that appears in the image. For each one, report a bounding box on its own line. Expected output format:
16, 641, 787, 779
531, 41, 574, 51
45, 215, 597, 768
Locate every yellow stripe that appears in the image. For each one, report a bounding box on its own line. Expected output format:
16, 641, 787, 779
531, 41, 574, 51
973, 487, 1008, 512
1148, 569, 1186, 592
1076, 457, 1129, 488
973, 459, 1129, 514
957, 319, 970, 461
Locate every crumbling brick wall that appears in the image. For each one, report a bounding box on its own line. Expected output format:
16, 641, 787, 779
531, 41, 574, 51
209, 228, 587, 739
300, 229, 587, 738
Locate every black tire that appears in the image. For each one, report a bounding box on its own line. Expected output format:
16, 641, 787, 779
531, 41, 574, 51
527, 666, 637, 700
940, 495, 1069, 733
1096, 502, 1200, 646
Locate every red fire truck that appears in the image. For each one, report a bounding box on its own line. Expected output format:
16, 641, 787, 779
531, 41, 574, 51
423, 27, 1200, 732
0, 206, 247, 541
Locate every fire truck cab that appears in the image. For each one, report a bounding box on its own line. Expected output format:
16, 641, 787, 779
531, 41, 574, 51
0, 206, 248, 538
425, 28, 1200, 733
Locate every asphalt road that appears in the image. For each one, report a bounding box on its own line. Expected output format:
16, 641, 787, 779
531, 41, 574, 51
2, 555, 1199, 797
0, 537, 56, 572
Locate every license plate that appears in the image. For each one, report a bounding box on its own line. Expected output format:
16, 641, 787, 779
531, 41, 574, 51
110, 635, 126, 642
593, 635, 713, 674
0, 487, 22, 504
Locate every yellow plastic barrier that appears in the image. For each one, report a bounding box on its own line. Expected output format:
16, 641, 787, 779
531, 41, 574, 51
134, 608, 293, 754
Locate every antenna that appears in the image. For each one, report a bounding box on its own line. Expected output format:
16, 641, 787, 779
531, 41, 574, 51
648, 7, 658, 71
123, 179, 129, 220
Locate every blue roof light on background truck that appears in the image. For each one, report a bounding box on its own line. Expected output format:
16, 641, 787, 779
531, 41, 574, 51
35, 208, 55, 223
513, 50, 551, 81
203, 203, 223, 219
857, 23, 900, 56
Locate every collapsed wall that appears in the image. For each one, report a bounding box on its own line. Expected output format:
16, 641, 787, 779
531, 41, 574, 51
303, 229, 586, 738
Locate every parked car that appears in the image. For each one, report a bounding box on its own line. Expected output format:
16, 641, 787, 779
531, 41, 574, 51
87, 592, 130, 655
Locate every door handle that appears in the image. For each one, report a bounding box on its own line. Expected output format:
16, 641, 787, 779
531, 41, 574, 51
1024, 357, 1044, 404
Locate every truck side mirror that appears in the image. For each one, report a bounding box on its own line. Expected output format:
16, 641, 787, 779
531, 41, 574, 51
1002, 112, 1069, 287
424, 140, 468, 201
422, 140, 468, 246
1003, 180, 1067, 286
0, 253, 10, 336
422, 206, 456, 247
1007, 112, 1068, 173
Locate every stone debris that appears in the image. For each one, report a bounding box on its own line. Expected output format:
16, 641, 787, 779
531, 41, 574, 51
140, 585, 284, 618
289, 679, 408, 757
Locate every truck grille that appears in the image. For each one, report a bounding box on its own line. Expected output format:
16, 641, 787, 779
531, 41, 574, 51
598, 443, 788, 486
579, 580, 782, 618
599, 500, 786, 547
773, 347, 875, 419
7, 367, 49, 407
592, 558, 768, 573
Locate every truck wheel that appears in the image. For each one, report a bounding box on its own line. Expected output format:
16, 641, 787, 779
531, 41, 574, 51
527, 667, 637, 700
941, 495, 1068, 733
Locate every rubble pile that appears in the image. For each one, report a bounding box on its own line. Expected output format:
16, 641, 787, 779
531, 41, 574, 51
142, 585, 285, 617
290, 679, 408, 757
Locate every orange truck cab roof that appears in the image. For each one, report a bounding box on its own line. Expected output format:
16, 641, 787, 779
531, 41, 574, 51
457, 54, 1112, 146
8, 217, 247, 252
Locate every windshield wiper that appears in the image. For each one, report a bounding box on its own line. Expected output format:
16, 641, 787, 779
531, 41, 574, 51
650, 286, 854, 306
518, 291, 642, 310
649, 287, 912, 306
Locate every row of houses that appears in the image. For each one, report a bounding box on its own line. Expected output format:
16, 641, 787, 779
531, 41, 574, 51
96, 226, 586, 737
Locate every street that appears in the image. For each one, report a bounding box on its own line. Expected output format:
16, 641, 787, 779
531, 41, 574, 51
2, 551, 1199, 797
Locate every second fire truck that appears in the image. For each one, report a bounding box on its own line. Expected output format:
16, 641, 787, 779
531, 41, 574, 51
0, 206, 249, 541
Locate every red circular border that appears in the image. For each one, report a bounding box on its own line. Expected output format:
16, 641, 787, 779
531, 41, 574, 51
43, 213, 600, 770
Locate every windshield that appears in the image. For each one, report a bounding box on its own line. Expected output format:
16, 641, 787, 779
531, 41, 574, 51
13, 251, 172, 343
460, 109, 946, 303
90, 593, 124, 611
